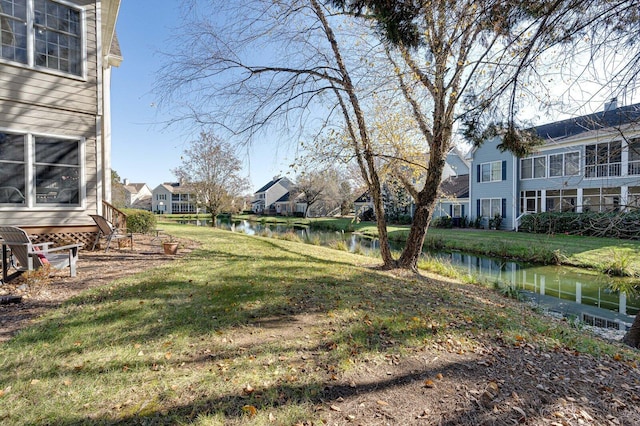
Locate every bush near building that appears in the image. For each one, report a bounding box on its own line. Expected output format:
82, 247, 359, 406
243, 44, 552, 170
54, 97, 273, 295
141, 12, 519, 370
520, 211, 640, 239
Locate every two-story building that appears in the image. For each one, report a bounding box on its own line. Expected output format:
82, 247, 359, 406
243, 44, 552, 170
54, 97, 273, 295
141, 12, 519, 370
251, 176, 292, 214
151, 182, 201, 215
122, 179, 152, 210
0, 0, 122, 245
469, 101, 640, 229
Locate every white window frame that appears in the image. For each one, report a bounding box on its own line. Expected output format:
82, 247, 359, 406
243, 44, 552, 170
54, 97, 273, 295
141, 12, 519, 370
0, 0, 86, 79
0, 127, 85, 210
548, 151, 580, 177
480, 198, 502, 218
585, 141, 622, 179
520, 155, 547, 179
480, 161, 502, 183
628, 138, 640, 176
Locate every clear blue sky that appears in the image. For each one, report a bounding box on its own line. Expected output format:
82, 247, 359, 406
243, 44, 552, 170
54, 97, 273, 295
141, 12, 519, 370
111, 1, 293, 193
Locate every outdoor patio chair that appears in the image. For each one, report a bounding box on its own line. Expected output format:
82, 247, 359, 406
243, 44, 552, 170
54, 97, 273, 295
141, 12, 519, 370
0, 226, 82, 281
0, 186, 25, 204
90, 214, 133, 252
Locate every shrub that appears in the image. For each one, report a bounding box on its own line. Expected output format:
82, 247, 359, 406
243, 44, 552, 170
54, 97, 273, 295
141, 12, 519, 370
125, 210, 157, 233
519, 211, 640, 239
432, 216, 452, 228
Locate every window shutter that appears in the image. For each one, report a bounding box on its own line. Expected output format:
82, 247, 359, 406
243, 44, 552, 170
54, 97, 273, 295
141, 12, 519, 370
502, 161, 507, 180
502, 198, 507, 218
476, 199, 480, 217
462, 205, 465, 218
449, 205, 453, 216
476, 165, 480, 182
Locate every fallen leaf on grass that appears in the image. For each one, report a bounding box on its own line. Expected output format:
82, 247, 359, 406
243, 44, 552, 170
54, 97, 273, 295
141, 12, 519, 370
376, 400, 389, 406
424, 379, 435, 388
330, 405, 341, 412
242, 405, 257, 417
244, 384, 255, 394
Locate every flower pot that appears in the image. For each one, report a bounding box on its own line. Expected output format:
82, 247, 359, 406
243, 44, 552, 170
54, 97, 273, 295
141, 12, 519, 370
163, 242, 179, 255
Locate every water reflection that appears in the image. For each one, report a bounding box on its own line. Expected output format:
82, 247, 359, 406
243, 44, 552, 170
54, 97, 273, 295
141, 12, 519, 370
177, 218, 638, 328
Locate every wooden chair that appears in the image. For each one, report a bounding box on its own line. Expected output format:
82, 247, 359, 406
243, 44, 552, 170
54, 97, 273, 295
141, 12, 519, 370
0, 226, 82, 281
90, 214, 133, 252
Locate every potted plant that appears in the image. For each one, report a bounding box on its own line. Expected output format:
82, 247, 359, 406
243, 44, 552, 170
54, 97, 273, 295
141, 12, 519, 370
162, 236, 179, 255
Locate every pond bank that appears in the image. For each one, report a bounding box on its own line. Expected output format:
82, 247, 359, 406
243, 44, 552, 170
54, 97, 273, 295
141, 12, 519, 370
193, 215, 640, 275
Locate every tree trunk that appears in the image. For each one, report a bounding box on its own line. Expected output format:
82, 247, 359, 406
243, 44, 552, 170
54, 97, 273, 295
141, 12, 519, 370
209, 206, 218, 227
397, 200, 432, 270
622, 312, 640, 349
397, 139, 447, 270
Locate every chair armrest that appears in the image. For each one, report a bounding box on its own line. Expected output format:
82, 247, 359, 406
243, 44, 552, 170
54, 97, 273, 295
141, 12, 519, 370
32, 242, 54, 249
43, 244, 83, 253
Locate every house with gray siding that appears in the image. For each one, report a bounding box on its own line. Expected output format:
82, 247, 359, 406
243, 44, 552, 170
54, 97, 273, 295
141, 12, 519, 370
252, 176, 292, 214
469, 101, 640, 230
433, 148, 471, 222
0, 0, 122, 244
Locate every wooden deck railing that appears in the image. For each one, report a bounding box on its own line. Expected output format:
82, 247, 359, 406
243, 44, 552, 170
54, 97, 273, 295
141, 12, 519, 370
102, 201, 128, 231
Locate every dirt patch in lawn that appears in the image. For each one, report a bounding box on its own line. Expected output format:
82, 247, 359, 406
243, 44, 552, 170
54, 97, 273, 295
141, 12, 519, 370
0, 233, 197, 343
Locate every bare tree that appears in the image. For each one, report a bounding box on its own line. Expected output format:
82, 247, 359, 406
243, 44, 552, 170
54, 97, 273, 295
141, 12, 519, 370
173, 132, 249, 224
294, 168, 349, 217
158, 0, 637, 270
159, 0, 398, 264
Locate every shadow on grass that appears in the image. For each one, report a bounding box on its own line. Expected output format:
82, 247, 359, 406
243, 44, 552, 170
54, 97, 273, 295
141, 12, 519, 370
1, 228, 629, 425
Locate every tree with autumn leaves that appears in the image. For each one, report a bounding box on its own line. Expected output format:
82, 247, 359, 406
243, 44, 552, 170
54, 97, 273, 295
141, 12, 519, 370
159, 0, 638, 266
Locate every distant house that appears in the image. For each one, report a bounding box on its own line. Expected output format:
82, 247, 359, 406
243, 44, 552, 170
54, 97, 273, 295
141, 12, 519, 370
123, 180, 152, 210
469, 100, 640, 230
252, 177, 292, 214
151, 182, 200, 214
432, 148, 471, 223
273, 192, 307, 216
0, 0, 123, 245
353, 191, 374, 218
355, 148, 471, 221
432, 174, 470, 224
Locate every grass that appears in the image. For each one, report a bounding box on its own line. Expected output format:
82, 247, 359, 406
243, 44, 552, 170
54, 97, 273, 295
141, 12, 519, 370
5, 223, 634, 424
230, 216, 640, 274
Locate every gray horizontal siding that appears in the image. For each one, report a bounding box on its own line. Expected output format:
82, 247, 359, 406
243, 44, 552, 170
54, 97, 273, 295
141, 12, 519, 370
0, 1, 98, 116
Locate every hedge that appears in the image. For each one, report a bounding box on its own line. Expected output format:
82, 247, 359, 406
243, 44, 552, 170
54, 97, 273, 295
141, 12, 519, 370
519, 211, 640, 239
123, 209, 157, 234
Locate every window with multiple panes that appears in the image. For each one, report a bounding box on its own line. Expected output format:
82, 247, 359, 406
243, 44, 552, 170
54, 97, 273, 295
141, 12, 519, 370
521, 156, 546, 179
0, 131, 82, 206
480, 161, 502, 182
628, 138, 640, 175
548, 151, 580, 177
0, 0, 83, 76
585, 141, 622, 178
480, 198, 503, 218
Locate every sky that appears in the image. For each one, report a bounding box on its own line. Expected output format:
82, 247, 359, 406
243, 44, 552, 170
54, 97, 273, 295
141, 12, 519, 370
111, 1, 293, 193
111, 2, 636, 193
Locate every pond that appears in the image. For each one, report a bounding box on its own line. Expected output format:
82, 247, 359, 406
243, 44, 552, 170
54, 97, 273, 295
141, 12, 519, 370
177, 218, 639, 329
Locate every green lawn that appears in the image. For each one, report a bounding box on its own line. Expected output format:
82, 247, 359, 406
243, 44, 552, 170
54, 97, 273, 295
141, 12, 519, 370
0, 223, 637, 425
230, 215, 640, 274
